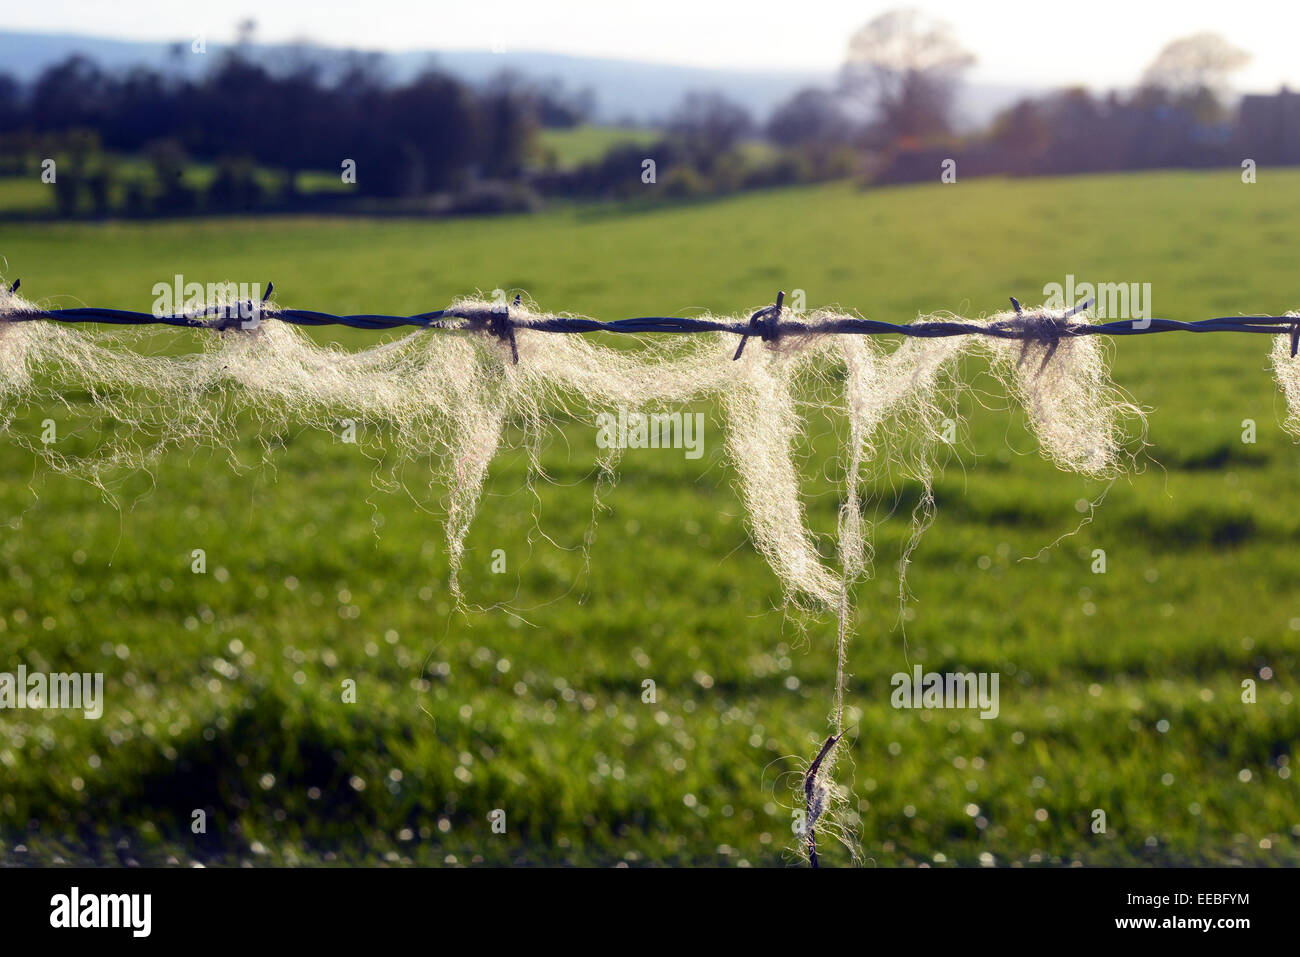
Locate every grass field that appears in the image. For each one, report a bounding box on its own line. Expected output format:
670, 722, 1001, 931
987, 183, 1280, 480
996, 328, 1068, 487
535, 125, 660, 168
0, 169, 1297, 866
0, 158, 349, 217
534, 124, 777, 171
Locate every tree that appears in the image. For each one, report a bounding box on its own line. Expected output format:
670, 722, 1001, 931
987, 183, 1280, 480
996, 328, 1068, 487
378, 69, 479, 194
532, 78, 594, 128
0, 73, 19, 126
476, 72, 540, 179
990, 99, 1043, 150
1141, 33, 1249, 97
839, 8, 974, 143
1140, 33, 1249, 123
105, 67, 182, 151
29, 56, 111, 131
146, 138, 196, 212
766, 88, 852, 148
668, 91, 754, 170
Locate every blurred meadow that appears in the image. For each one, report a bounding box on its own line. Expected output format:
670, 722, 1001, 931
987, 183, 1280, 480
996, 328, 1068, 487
0, 168, 1297, 865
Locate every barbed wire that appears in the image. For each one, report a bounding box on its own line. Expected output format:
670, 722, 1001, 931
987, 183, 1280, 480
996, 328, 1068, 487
6, 279, 1299, 362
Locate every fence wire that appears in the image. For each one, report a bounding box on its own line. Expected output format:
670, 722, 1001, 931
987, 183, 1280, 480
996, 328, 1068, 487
6, 280, 1299, 363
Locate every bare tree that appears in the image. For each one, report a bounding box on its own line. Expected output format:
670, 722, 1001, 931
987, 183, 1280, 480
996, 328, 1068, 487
839, 8, 974, 143
668, 91, 754, 169
1141, 33, 1250, 98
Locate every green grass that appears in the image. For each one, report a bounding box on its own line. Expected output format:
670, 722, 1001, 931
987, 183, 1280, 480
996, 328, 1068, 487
533, 125, 775, 173
0, 176, 56, 215
0, 169, 1298, 866
536, 125, 659, 168
0, 157, 349, 217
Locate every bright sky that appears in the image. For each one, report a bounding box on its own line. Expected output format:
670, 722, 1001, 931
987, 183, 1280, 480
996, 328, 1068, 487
9, 0, 1299, 92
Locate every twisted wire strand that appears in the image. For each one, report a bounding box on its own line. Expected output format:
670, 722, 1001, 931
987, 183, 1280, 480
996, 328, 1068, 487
5, 280, 1298, 353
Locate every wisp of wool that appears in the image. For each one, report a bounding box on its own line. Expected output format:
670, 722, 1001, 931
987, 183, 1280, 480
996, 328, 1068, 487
1270, 313, 1300, 439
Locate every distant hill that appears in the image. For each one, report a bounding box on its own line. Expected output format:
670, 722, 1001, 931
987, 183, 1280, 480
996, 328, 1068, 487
0, 29, 1033, 129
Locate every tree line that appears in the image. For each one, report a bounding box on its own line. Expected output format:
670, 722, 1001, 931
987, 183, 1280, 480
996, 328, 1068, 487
0, 44, 584, 213
0, 11, 1281, 218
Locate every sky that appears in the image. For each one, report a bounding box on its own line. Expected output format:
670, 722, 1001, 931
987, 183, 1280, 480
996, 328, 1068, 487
6, 0, 1299, 93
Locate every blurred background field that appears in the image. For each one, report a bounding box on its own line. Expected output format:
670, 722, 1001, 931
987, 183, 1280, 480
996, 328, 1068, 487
536, 125, 660, 169
0, 168, 1297, 865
